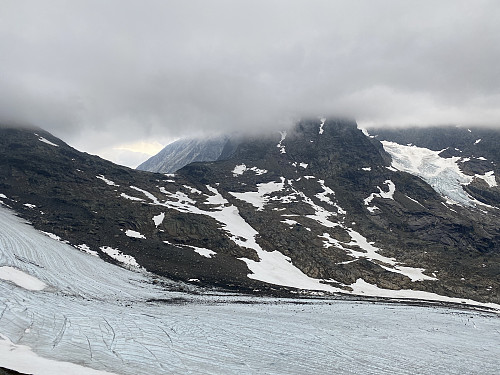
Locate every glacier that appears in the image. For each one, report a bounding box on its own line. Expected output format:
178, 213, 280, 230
0, 205, 499, 375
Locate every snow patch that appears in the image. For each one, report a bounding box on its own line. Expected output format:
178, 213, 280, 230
100, 246, 140, 268
96, 175, 119, 186
229, 178, 285, 210
125, 230, 146, 239
190, 246, 216, 258
364, 180, 396, 206
474, 139, 482, 144
120, 193, 144, 201
349, 279, 495, 306
35, 133, 58, 147
232, 164, 268, 177
320, 231, 436, 282
23, 203, 36, 209
319, 118, 325, 134
281, 219, 298, 226
277, 131, 287, 154
299, 163, 308, 169
183, 185, 203, 194
152, 212, 165, 227
75, 244, 99, 257
40, 231, 62, 241
475, 171, 497, 187
0, 266, 47, 290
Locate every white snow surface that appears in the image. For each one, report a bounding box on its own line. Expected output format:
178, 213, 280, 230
232, 164, 268, 177
364, 180, 396, 206
99, 246, 141, 268
182, 185, 203, 194
281, 219, 298, 226
23, 203, 36, 208
229, 178, 285, 210
96, 175, 119, 186
125, 229, 146, 239
0, 266, 47, 290
119, 193, 144, 201
475, 170, 497, 187
381, 141, 493, 207
277, 131, 287, 154
152, 212, 165, 227
163, 241, 217, 258
0, 334, 118, 375
319, 118, 325, 134
320, 229, 437, 282
130, 185, 344, 291
40, 231, 62, 241
75, 244, 99, 257
189, 246, 216, 258
1, 205, 500, 375
35, 133, 58, 147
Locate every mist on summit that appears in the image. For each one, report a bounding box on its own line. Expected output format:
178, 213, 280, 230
1, 0, 499, 167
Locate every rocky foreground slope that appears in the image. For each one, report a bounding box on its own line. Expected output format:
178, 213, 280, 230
0, 119, 498, 304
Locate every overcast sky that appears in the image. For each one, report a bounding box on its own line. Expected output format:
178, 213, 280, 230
1, 0, 499, 167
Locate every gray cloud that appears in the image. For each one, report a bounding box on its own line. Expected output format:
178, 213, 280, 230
1, 0, 499, 165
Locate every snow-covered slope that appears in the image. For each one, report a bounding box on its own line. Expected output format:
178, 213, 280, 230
1, 205, 499, 375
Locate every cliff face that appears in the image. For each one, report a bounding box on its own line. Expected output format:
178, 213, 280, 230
1, 120, 499, 304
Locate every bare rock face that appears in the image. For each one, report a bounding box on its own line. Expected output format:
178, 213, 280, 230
1, 120, 499, 304
136, 135, 230, 173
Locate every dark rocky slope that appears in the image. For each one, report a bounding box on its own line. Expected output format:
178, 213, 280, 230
0, 120, 498, 304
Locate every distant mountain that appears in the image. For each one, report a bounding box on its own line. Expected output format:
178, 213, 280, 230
0, 120, 499, 305
137, 135, 231, 173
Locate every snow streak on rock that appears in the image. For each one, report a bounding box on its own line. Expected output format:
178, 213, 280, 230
277, 131, 287, 154
96, 175, 120, 186
319, 118, 325, 134
120, 193, 144, 201
34, 133, 58, 147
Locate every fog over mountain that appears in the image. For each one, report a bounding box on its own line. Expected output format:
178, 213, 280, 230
1, 0, 500, 167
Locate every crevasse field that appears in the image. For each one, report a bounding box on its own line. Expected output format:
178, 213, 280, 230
0, 206, 499, 375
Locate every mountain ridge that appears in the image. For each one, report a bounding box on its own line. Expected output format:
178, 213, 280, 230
1, 119, 499, 304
